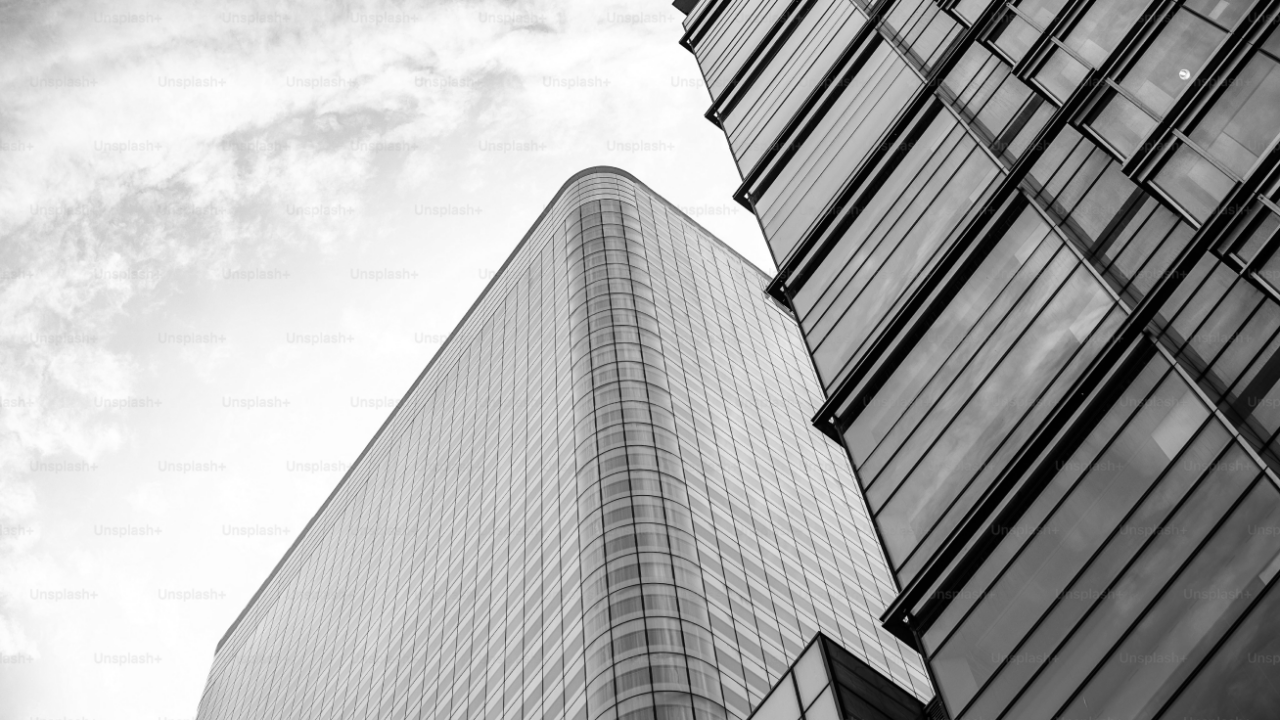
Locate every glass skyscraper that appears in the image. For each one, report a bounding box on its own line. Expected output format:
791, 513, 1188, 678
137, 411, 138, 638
675, 0, 1280, 717
193, 167, 931, 720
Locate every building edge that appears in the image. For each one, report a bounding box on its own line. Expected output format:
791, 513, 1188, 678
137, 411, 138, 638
211, 165, 777, 657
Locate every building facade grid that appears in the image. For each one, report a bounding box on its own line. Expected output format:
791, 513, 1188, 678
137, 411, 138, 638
194, 168, 931, 720
678, 0, 1280, 716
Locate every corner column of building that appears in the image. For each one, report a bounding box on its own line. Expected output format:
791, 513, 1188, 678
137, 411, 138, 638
567, 189, 728, 720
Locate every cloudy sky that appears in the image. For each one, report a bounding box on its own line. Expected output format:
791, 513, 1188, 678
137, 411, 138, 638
0, 0, 765, 717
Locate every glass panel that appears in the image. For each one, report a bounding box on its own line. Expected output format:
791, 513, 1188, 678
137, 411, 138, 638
807, 124, 975, 344
977, 72, 1035, 143
962, 58, 1010, 118
1255, 244, 1280, 288
1221, 202, 1280, 262
875, 264, 1116, 567
808, 134, 1001, 389
1185, 0, 1252, 30
1156, 571, 1280, 718
930, 371, 1209, 710
1001, 442, 1261, 719
804, 686, 838, 720
793, 643, 828, 708
756, 45, 920, 262
726, 0, 867, 174
956, 0, 991, 25
1153, 143, 1236, 221
1122, 216, 1195, 300
793, 112, 955, 315
696, 0, 795, 97
945, 42, 994, 105
920, 356, 1168, 655
752, 674, 800, 720
905, 2, 963, 72
1061, 0, 1151, 66
899, 306, 1127, 585
1188, 47, 1280, 176
960, 420, 1233, 720
1026, 123, 1086, 194
1017, 0, 1070, 27
862, 243, 1074, 494
1060, 479, 1280, 720
1035, 47, 1089, 101
1062, 162, 1142, 249
1119, 9, 1225, 114
992, 11, 1040, 63
842, 207, 1052, 464
1088, 91, 1157, 157
1005, 101, 1055, 159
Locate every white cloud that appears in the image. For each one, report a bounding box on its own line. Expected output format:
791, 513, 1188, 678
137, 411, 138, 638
0, 0, 763, 717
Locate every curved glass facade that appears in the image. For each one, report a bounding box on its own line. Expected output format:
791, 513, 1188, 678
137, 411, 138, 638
193, 168, 929, 720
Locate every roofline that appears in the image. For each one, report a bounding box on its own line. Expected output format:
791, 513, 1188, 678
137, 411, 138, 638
212, 165, 770, 656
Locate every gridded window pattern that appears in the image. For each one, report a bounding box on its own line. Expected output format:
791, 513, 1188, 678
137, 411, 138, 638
193, 169, 930, 720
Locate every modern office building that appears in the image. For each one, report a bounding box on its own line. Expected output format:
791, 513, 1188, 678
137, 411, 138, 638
193, 167, 933, 720
674, 0, 1280, 717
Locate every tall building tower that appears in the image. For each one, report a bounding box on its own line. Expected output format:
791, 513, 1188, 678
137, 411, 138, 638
193, 168, 932, 720
674, 0, 1280, 717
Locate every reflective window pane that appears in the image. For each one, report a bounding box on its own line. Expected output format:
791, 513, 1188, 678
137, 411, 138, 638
1188, 44, 1280, 176
1061, 479, 1280, 720
1119, 9, 1225, 114
1156, 569, 1280, 718
992, 11, 1039, 62
931, 370, 1210, 711
1061, 0, 1151, 66
1153, 142, 1236, 221
1035, 47, 1089, 101
1088, 91, 1157, 157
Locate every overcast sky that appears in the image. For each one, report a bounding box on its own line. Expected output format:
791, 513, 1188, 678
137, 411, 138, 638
0, 1, 766, 717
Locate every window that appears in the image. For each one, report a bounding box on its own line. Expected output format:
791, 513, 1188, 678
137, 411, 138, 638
1086, 1, 1238, 158
1060, 478, 1280, 718
1033, 0, 1154, 101
1151, 24, 1280, 221
796, 114, 1001, 392
990, 11, 1041, 63
931, 367, 1214, 712
870, 258, 1118, 574
1119, 9, 1225, 114
1188, 30, 1280, 176
999, 440, 1260, 719
1156, 569, 1280, 717
754, 41, 920, 263
841, 205, 1054, 465
942, 42, 1047, 161
1152, 141, 1238, 221
722, 0, 867, 174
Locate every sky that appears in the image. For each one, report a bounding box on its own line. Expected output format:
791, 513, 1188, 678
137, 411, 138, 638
0, 0, 767, 717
